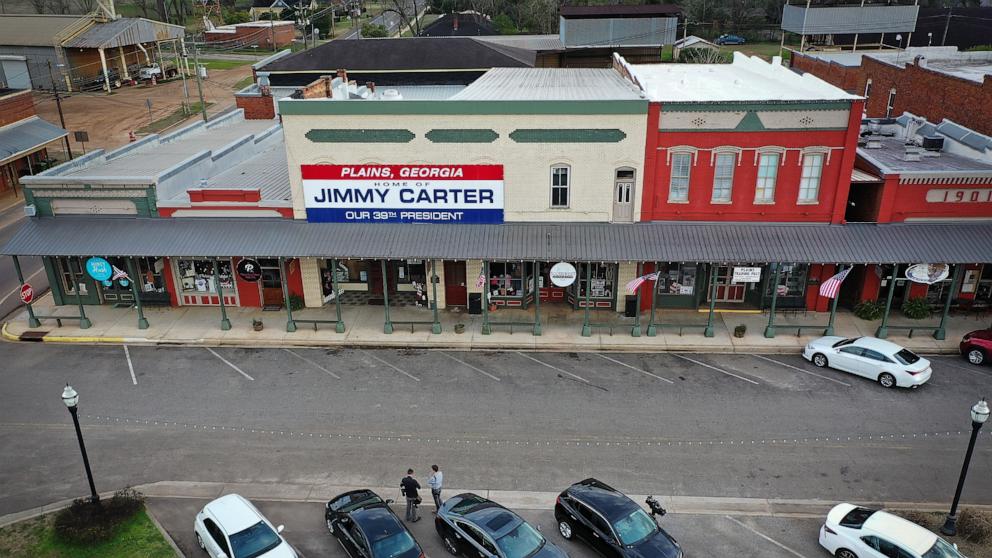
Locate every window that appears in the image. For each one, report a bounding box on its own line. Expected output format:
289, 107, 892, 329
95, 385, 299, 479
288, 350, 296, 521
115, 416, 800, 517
669, 153, 691, 202
258, 258, 283, 290
55, 257, 86, 296
894, 349, 921, 365
839, 346, 865, 357
754, 153, 780, 203
371, 530, 418, 558
711, 153, 736, 202
798, 153, 824, 203
612, 509, 658, 546
765, 263, 808, 298
489, 262, 528, 297
863, 79, 872, 100
862, 349, 892, 363
494, 522, 544, 558
886, 89, 896, 117
551, 165, 570, 208
177, 259, 233, 293
657, 263, 697, 296
576, 504, 613, 538
229, 521, 282, 558
577, 263, 615, 299
615, 168, 635, 181
839, 507, 876, 528
203, 519, 232, 557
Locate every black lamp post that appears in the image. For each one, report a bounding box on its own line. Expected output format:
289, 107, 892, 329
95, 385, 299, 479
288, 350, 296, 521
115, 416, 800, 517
941, 397, 990, 536
61, 384, 100, 503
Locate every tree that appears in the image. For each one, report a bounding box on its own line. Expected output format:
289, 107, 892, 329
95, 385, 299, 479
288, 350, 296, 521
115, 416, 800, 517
361, 22, 388, 37
678, 46, 731, 64
30, 0, 47, 13
76, 0, 96, 13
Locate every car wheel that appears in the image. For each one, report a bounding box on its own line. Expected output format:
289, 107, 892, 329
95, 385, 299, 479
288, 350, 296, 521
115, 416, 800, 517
878, 372, 896, 388
196, 532, 206, 551
836, 549, 858, 558
558, 519, 574, 540
812, 353, 828, 368
967, 348, 986, 366
443, 536, 460, 556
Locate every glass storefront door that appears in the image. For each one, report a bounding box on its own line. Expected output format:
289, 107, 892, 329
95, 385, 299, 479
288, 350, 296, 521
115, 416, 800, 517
715, 266, 746, 302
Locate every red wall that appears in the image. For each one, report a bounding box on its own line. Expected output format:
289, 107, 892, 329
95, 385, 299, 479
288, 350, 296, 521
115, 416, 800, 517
233, 256, 262, 307
872, 177, 992, 223
162, 257, 180, 307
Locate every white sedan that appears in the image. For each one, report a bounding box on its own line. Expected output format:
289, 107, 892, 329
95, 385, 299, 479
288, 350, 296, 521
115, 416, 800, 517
194, 494, 297, 558
819, 503, 965, 558
802, 336, 931, 388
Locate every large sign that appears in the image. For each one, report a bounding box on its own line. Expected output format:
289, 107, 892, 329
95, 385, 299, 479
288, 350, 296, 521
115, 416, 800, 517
85, 257, 113, 282
550, 262, 577, 287
926, 189, 992, 204
302, 164, 504, 224
732, 267, 762, 283
237, 258, 262, 282
906, 263, 950, 285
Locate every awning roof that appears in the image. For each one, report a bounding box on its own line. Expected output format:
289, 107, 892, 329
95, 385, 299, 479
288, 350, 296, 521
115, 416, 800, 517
4, 218, 992, 264
62, 17, 185, 49
851, 168, 882, 183
0, 116, 67, 166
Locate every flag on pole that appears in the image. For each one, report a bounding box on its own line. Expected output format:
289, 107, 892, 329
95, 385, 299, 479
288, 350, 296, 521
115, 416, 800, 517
475, 264, 486, 289
819, 267, 851, 299
111, 265, 130, 282
625, 272, 659, 294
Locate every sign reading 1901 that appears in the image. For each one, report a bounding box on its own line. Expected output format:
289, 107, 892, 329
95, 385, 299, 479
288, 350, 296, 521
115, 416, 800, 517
926, 188, 992, 203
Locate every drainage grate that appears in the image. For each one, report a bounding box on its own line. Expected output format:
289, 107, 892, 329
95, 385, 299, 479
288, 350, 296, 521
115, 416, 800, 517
20, 331, 49, 342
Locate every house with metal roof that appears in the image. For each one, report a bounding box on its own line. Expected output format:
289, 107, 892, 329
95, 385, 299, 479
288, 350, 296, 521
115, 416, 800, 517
0, 88, 68, 198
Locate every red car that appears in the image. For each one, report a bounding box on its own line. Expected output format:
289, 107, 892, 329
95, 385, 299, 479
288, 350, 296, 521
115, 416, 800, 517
961, 329, 992, 365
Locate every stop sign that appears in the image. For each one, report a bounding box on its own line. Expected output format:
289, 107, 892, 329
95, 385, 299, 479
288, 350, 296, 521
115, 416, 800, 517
20, 283, 34, 304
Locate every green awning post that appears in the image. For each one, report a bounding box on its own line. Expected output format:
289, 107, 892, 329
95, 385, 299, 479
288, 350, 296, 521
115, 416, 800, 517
581, 263, 592, 337
279, 257, 297, 332
703, 264, 718, 338
430, 259, 441, 334
646, 262, 658, 337
381, 260, 393, 334
72, 257, 92, 329
331, 258, 345, 333
875, 267, 898, 339
481, 260, 491, 335
212, 258, 232, 331
934, 264, 962, 341
12, 256, 41, 328
126, 257, 149, 329
763, 263, 783, 338
631, 262, 642, 337
532, 261, 542, 336
824, 264, 846, 336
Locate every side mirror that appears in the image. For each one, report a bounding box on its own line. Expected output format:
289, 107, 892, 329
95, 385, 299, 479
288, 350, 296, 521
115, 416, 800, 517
385, 498, 395, 504
277, 525, 285, 533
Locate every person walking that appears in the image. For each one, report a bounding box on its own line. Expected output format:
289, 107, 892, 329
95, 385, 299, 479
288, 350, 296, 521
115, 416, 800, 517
428, 464, 443, 513
401, 469, 421, 522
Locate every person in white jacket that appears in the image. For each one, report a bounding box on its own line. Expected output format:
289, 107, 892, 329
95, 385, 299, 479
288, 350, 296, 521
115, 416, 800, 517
428, 464, 443, 512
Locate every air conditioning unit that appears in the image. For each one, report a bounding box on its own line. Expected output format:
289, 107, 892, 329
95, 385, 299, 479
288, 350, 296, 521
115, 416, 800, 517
866, 138, 882, 149
23, 204, 36, 217
922, 135, 945, 152
903, 148, 922, 162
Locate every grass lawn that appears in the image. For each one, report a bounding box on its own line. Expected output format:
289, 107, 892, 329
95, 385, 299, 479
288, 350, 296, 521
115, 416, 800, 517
198, 58, 253, 71
0, 508, 175, 558
234, 75, 257, 90
138, 102, 213, 134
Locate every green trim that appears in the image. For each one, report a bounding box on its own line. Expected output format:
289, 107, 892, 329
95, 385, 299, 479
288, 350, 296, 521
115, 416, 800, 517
663, 101, 852, 112
24, 186, 158, 217
509, 129, 627, 143
280, 99, 648, 116
305, 129, 416, 143
43, 257, 63, 306
425, 129, 499, 143
735, 112, 765, 131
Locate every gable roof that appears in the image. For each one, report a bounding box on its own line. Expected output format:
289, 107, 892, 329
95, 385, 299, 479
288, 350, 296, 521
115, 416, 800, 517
0, 14, 90, 47
62, 17, 185, 49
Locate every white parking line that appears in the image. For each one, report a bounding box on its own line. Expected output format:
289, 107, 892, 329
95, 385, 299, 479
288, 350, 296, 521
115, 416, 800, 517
672, 354, 760, 385
514, 351, 592, 384
751, 354, 852, 387
724, 516, 809, 558
123, 344, 137, 386
205, 348, 255, 381
595, 353, 675, 384
362, 350, 421, 382
439, 351, 500, 382
283, 349, 341, 379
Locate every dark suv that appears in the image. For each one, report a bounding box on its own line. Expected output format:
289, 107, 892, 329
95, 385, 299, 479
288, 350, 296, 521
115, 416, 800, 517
554, 479, 683, 558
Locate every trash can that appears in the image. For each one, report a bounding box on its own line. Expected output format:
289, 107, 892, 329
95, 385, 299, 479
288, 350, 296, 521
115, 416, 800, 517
624, 295, 637, 318
468, 293, 482, 315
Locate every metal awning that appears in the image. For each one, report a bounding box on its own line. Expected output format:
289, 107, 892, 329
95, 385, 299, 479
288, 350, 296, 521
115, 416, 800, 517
851, 168, 883, 183
4, 217, 992, 264
0, 117, 67, 166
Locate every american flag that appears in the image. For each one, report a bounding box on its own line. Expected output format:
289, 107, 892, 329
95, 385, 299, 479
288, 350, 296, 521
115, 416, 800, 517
111, 265, 130, 282
475, 265, 486, 289
819, 267, 851, 299
625, 272, 659, 294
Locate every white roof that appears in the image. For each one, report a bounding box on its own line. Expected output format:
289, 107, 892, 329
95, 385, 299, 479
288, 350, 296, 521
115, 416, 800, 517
673, 35, 716, 48
451, 67, 644, 101
206, 494, 264, 534
619, 52, 858, 103
854, 336, 910, 356
802, 47, 992, 84
865, 510, 937, 555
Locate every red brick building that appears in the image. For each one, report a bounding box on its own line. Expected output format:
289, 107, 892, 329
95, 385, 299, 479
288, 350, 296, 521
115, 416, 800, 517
0, 88, 67, 196
204, 20, 295, 49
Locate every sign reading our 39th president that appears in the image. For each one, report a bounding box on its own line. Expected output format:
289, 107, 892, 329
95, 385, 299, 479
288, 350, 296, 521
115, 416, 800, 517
302, 164, 504, 224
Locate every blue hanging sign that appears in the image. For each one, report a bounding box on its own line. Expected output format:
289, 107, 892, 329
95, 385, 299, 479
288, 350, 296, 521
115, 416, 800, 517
86, 257, 113, 282
102, 280, 113, 287
119, 279, 130, 288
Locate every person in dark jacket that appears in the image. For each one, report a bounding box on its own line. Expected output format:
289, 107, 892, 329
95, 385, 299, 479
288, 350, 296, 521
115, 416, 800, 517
400, 469, 421, 522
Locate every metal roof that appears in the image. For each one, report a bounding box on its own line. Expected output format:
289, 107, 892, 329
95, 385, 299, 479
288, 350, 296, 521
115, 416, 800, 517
858, 137, 992, 176
450, 68, 644, 101
4, 218, 992, 264
0, 14, 90, 47
0, 116, 67, 166
475, 35, 564, 52
190, 145, 289, 201
62, 18, 184, 49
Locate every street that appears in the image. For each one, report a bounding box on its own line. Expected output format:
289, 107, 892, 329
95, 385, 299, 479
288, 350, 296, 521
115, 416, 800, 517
0, 199, 46, 321
1, 343, 990, 521
340, 0, 419, 39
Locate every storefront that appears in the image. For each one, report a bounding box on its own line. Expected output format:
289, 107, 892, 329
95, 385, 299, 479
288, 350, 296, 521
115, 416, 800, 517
47, 255, 170, 306
171, 258, 238, 307
319, 259, 432, 308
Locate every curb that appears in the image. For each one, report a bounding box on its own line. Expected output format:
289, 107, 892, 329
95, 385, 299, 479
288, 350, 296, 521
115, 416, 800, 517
145, 505, 186, 558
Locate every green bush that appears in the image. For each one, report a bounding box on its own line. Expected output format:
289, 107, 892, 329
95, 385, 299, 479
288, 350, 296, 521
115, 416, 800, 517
289, 294, 305, 311
361, 23, 388, 37
854, 300, 884, 321
733, 324, 746, 338
53, 488, 145, 545
901, 296, 932, 320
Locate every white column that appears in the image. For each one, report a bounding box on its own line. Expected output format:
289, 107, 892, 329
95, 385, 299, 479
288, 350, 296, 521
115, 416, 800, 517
98, 48, 112, 93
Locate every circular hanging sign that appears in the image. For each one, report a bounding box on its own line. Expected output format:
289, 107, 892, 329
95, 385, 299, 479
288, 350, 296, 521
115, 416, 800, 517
102, 280, 113, 287
549, 262, 577, 287
237, 258, 262, 282
19, 283, 34, 304
85, 257, 113, 282
905, 263, 950, 285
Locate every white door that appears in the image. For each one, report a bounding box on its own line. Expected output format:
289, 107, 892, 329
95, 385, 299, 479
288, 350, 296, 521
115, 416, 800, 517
613, 181, 633, 223
0, 56, 30, 89
832, 346, 866, 374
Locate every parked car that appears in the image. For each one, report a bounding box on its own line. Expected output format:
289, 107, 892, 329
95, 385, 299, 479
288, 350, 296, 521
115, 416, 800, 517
79, 69, 121, 92
436, 493, 567, 558
554, 479, 682, 558
803, 336, 932, 388
325, 489, 424, 558
715, 34, 746, 45
194, 494, 297, 558
819, 503, 966, 558
960, 329, 992, 365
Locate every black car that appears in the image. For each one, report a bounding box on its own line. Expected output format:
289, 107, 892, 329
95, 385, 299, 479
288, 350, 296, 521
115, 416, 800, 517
326, 489, 424, 558
436, 493, 568, 558
554, 479, 682, 558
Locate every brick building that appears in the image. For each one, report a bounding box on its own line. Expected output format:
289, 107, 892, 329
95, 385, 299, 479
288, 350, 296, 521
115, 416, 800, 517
0, 88, 68, 196
204, 21, 296, 49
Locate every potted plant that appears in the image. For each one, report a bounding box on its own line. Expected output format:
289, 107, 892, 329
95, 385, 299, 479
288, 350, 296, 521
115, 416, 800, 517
733, 324, 746, 338
454, 323, 465, 334
252, 318, 264, 331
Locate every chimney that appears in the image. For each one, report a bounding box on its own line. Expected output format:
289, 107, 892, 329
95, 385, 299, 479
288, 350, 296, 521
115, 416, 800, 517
256, 71, 271, 96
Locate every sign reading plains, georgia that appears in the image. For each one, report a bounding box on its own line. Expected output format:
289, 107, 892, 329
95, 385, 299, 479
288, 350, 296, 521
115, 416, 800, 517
302, 164, 504, 224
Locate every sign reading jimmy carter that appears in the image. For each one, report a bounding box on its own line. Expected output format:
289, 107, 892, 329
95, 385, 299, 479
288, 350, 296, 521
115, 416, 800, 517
302, 164, 504, 224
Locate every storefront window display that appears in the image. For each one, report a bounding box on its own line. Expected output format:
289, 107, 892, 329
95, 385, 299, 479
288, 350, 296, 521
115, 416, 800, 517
657, 263, 697, 296
54, 256, 87, 296
975, 266, 992, 304
765, 263, 808, 298
177, 259, 234, 294
576, 263, 616, 300
489, 262, 533, 298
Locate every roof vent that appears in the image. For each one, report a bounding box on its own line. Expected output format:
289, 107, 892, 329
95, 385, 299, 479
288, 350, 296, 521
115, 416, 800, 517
866, 138, 883, 149
903, 146, 923, 162
381, 89, 403, 101
868, 122, 881, 134
922, 135, 944, 152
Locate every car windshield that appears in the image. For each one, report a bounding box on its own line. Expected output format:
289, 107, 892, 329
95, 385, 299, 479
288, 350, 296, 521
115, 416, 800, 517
495, 522, 545, 558
371, 530, 418, 558
229, 521, 281, 558
612, 509, 658, 546
922, 537, 965, 558
894, 349, 921, 366
832, 337, 860, 348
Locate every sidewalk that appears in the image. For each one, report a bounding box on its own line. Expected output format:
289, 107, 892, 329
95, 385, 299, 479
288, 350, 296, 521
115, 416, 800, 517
3, 291, 986, 353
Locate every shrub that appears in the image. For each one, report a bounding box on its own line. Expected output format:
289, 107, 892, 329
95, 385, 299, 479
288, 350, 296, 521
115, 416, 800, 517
733, 324, 747, 338
53, 487, 145, 545
958, 508, 992, 545
289, 294, 305, 311
361, 23, 388, 37
901, 296, 932, 320
854, 300, 884, 321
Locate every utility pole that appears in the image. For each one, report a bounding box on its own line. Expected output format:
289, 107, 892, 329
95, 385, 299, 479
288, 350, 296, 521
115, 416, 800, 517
941, 7, 952, 46
47, 61, 72, 160
192, 43, 208, 122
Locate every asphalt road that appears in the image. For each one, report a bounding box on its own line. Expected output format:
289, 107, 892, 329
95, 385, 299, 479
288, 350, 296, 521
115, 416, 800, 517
1, 343, 991, 518
0, 199, 47, 321
341, 0, 417, 39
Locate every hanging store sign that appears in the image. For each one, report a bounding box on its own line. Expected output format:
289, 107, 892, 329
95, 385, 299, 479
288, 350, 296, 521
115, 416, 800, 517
732, 267, 762, 283
549, 262, 577, 287
302, 164, 504, 224
85, 257, 113, 282
905, 263, 950, 285
237, 258, 262, 282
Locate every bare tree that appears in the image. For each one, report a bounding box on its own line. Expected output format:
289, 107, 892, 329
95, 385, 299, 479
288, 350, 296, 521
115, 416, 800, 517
679, 46, 731, 64
31, 0, 47, 13
47, 0, 70, 13
76, 0, 96, 13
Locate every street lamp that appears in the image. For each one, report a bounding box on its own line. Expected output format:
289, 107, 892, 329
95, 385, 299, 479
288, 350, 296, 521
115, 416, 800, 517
941, 398, 990, 536
61, 384, 100, 503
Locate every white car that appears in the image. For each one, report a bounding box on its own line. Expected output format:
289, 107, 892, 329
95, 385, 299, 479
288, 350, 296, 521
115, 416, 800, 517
194, 494, 297, 558
819, 503, 965, 558
802, 336, 931, 388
